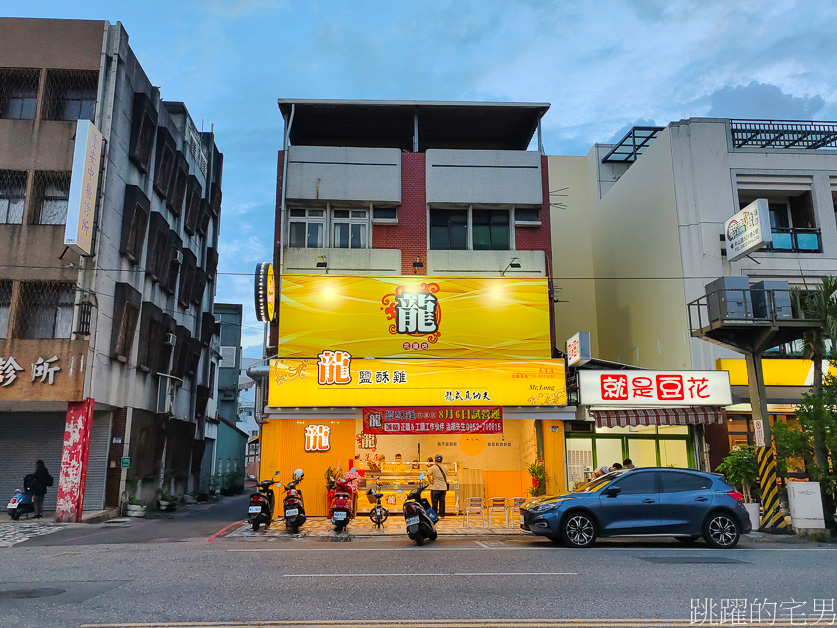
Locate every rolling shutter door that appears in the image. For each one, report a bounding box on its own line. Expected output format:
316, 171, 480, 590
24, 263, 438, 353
0, 413, 65, 511
82, 413, 112, 511
0, 411, 111, 512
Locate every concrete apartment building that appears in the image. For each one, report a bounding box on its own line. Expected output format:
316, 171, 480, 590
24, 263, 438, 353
0, 18, 223, 512
549, 117, 837, 469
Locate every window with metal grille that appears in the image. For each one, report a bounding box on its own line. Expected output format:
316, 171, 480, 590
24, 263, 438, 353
33, 171, 71, 225
0, 68, 39, 120
110, 283, 141, 362
42, 70, 98, 121
0, 170, 26, 224
128, 92, 157, 174
0, 281, 11, 339
16, 282, 75, 339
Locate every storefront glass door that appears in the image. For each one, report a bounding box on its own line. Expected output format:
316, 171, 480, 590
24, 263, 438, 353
627, 438, 657, 468
659, 439, 689, 468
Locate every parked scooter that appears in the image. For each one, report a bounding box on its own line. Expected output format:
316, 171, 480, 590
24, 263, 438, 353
402, 473, 438, 546
366, 476, 389, 529
248, 471, 280, 531
328, 474, 356, 531
6, 487, 34, 520
282, 468, 306, 534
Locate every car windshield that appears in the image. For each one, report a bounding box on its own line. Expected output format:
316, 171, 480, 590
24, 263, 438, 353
572, 473, 619, 493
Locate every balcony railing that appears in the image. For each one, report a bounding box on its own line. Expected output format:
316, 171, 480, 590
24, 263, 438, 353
766, 228, 822, 253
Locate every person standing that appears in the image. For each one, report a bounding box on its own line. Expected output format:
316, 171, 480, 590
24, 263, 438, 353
26, 460, 53, 519
426, 454, 449, 518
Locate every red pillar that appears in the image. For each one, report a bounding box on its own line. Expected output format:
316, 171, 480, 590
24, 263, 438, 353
54, 398, 95, 523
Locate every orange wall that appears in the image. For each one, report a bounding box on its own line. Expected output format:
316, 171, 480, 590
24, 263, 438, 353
260, 418, 356, 516
542, 419, 567, 494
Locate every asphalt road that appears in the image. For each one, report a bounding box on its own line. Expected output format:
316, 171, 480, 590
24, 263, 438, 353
2, 504, 837, 628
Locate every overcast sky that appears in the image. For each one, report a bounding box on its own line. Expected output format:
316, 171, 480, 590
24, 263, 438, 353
10, 0, 837, 356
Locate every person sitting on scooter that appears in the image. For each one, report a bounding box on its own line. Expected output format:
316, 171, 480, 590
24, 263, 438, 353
427, 454, 448, 518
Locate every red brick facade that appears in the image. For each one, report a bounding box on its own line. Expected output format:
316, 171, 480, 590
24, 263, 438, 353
372, 152, 427, 275
514, 155, 552, 270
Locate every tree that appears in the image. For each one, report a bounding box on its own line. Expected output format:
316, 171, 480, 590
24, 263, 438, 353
773, 362, 837, 528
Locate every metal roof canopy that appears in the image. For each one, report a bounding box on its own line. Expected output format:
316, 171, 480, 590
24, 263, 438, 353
601, 126, 664, 163
730, 119, 837, 149
277, 99, 550, 151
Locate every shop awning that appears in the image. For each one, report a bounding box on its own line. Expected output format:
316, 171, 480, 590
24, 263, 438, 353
591, 407, 724, 428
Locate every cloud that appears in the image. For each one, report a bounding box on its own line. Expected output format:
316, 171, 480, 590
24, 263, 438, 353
706, 81, 825, 120
607, 118, 659, 144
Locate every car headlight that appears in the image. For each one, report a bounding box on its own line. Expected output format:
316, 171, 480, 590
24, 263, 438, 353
529, 498, 569, 514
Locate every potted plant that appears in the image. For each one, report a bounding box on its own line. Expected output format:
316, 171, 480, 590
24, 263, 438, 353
125, 497, 146, 517
156, 489, 178, 512
716, 446, 760, 529
208, 471, 221, 496
527, 462, 547, 497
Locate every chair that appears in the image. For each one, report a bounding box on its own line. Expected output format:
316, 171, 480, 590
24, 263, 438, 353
508, 497, 526, 528
487, 497, 508, 528
464, 497, 485, 528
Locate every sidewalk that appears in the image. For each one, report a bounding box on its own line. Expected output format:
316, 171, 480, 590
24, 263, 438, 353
226, 514, 529, 540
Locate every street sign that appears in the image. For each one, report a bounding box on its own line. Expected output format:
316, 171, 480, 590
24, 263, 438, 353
120, 457, 130, 469
724, 198, 771, 262
566, 331, 591, 367
753, 419, 766, 447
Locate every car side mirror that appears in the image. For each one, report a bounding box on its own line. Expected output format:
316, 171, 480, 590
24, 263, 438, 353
604, 485, 622, 497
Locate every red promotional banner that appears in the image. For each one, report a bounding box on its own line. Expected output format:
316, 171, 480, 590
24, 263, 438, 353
363, 406, 503, 434
54, 398, 95, 523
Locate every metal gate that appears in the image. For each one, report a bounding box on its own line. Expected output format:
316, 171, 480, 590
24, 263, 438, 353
0, 411, 111, 512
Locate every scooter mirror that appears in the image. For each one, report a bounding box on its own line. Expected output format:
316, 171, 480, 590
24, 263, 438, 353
248, 474, 256, 480
274, 470, 281, 476
293, 468, 304, 480
396, 489, 403, 494
351, 467, 356, 473
419, 473, 425, 480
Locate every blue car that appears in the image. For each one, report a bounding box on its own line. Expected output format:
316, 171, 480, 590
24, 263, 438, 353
520, 468, 752, 548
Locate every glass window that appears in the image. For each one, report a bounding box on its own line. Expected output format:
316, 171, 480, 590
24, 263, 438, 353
472, 209, 510, 250
660, 471, 712, 493
660, 440, 689, 468
0, 69, 39, 120
42, 70, 98, 121
0, 281, 10, 339
430, 209, 467, 250
627, 438, 657, 468
594, 438, 623, 470
0, 170, 26, 224
613, 471, 658, 494
515, 208, 539, 223
373, 205, 397, 220
34, 172, 71, 225
332, 208, 367, 249
566, 437, 593, 488
288, 208, 325, 249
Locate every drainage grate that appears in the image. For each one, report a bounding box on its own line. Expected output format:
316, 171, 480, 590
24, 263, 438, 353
0, 588, 65, 599
639, 556, 749, 565
317, 534, 353, 543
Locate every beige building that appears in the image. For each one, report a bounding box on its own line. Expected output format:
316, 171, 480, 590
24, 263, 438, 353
550, 118, 837, 471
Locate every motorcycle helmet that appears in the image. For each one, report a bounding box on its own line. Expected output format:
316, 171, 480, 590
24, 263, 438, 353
434, 454, 443, 463
293, 468, 304, 480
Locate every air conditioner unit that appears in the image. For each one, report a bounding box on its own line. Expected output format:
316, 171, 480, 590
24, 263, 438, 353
164, 333, 177, 347
156, 377, 174, 414
172, 250, 183, 264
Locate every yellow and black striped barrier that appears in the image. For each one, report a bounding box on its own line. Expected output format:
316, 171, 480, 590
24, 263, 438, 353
757, 446, 787, 531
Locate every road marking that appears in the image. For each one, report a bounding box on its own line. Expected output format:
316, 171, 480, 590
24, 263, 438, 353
226, 545, 837, 553
207, 520, 246, 544
284, 571, 577, 578
79, 620, 814, 627
474, 540, 506, 548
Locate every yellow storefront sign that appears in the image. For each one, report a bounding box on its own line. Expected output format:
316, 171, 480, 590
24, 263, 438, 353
717, 358, 833, 387
268, 357, 566, 408
277, 275, 551, 359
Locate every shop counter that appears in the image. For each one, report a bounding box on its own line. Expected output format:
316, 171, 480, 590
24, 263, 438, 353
357, 462, 459, 514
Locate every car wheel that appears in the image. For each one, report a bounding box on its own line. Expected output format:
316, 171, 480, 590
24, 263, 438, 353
562, 512, 597, 548
252, 521, 260, 532
677, 535, 700, 543
704, 513, 740, 549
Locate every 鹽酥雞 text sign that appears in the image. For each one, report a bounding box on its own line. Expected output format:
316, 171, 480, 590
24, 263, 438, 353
578, 370, 731, 406
269, 357, 566, 408
363, 407, 503, 434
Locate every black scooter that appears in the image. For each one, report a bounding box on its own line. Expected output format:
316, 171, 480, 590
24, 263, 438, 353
248, 471, 280, 531
401, 473, 438, 546
282, 468, 306, 534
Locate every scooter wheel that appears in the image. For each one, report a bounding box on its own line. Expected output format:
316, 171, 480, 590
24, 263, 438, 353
414, 535, 425, 546
10, 511, 20, 521
335, 523, 346, 532
252, 521, 260, 531
290, 525, 299, 534
429, 530, 438, 541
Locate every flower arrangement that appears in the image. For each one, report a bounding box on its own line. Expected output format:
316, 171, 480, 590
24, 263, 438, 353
340, 468, 363, 493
